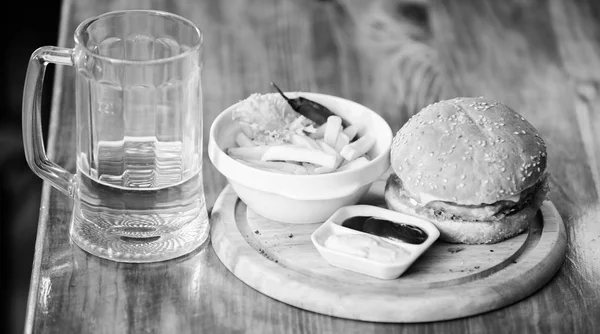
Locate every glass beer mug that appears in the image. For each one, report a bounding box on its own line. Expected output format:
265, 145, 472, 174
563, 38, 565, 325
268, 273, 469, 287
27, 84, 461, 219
22, 10, 209, 262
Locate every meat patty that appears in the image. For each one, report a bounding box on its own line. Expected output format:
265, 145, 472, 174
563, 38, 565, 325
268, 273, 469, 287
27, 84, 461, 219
386, 174, 548, 222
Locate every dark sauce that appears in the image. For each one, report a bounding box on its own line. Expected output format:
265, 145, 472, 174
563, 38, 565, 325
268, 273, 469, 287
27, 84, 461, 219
341, 216, 428, 245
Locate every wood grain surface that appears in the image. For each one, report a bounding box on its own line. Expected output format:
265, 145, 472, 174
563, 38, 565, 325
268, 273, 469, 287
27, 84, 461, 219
210, 184, 566, 323
25, 0, 600, 333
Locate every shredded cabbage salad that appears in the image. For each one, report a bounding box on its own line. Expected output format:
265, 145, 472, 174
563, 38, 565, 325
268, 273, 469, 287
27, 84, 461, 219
231, 93, 316, 145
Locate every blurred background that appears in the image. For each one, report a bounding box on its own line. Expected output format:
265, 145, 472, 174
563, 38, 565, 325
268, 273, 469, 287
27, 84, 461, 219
1, 0, 62, 333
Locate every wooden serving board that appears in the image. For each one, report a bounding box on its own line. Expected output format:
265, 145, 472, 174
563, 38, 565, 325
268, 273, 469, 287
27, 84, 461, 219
210, 181, 567, 323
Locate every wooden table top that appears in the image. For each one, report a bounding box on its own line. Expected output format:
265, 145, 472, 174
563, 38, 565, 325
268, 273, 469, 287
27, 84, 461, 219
26, 0, 600, 333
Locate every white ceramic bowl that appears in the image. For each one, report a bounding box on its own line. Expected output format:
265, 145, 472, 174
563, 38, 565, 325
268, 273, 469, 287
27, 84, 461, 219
208, 92, 392, 224
311, 205, 440, 279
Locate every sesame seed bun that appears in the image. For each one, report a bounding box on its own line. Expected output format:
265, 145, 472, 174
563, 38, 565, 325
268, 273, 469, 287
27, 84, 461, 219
390, 97, 547, 205
385, 97, 549, 244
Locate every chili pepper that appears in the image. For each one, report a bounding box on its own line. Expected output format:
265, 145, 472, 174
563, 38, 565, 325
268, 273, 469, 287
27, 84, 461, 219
271, 82, 349, 127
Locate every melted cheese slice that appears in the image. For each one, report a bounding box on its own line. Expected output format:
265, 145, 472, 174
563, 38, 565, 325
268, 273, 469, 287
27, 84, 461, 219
414, 192, 521, 206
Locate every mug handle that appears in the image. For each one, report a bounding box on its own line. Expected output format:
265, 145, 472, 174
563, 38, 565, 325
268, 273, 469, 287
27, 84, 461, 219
22, 46, 77, 198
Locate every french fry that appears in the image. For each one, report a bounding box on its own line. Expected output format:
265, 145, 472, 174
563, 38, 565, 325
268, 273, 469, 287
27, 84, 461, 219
337, 156, 370, 172
235, 131, 256, 147
302, 162, 318, 174
316, 140, 344, 169
302, 124, 317, 134
324, 116, 343, 147
334, 132, 350, 153
339, 153, 368, 167
291, 134, 321, 149
239, 159, 309, 175
317, 139, 337, 155
309, 123, 326, 139
227, 146, 271, 161
343, 124, 359, 141
314, 166, 336, 174
340, 134, 376, 161
262, 145, 338, 169
306, 136, 322, 149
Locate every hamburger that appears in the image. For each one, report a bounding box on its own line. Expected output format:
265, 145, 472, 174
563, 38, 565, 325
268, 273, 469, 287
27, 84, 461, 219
384, 97, 548, 244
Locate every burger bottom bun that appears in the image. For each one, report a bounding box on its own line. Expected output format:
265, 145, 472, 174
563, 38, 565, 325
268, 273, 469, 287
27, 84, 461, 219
384, 176, 548, 244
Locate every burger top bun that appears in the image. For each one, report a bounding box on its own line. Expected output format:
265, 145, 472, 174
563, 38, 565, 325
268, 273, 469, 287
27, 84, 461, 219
391, 97, 547, 205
